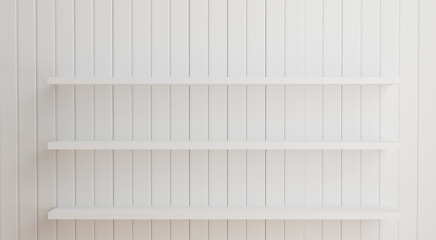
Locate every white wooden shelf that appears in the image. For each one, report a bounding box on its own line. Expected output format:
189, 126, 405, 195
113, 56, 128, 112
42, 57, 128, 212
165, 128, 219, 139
47, 77, 400, 85
47, 141, 400, 150
48, 206, 399, 220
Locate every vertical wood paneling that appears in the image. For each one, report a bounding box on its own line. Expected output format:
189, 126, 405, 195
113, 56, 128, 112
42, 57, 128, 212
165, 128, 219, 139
55, 0, 76, 238
209, 0, 227, 76
418, 0, 436, 239
380, 0, 400, 239
93, 0, 114, 239
266, 0, 284, 76
265, 0, 285, 232
341, 2, 363, 239
246, 0, 265, 77
0, 0, 411, 240
75, 0, 94, 238
360, 0, 382, 238
208, 35, 227, 239
150, 3, 170, 240
170, 10, 189, 238
35, 0, 56, 238
132, 0, 150, 77
285, 0, 304, 76
0, 0, 18, 239
17, 0, 37, 237
246, 0, 266, 237
400, 0, 418, 239
190, 0, 208, 76
208, 8, 228, 230
112, 0, 133, 238
303, 1, 323, 235
190, 0, 210, 238
170, 21, 189, 240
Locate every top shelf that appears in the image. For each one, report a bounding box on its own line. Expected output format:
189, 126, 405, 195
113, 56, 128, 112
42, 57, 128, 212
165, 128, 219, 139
47, 77, 401, 85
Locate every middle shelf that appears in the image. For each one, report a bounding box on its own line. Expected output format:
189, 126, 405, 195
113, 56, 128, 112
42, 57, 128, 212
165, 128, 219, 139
48, 206, 399, 220
47, 141, 400, 150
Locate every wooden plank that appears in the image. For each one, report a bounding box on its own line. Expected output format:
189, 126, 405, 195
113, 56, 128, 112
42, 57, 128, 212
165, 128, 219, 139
190, 151, 209, 206
190, 86, 209, 140
151, 0, 170, 75
247, 150, 265, 206
266, 0, 284, 76
362, 0, 381, 76
94, 0, 112, 77
285, 86, 304, 140
113, 2, 133, 239
75, 2, 94, 238
323, 151, 341, 206
48, 206, 400, 220
303, 151, 323, 206
304, 86, 322, 140
55, 0, 75, 237
132, 86, 151, 140
360, 1, 382, 238
304, 221, 322, 240
246, 0, 265, 77
209, 86, 227, 140
342, 0, 361, 76
266, 151, 284, 206
209, 150, 227, 206
323, 0, 342, 77
342, 86, 361, 140
323, 86, 341, 140
227, 0, 246, 77
210, 220, 227, 240
47, 77, 402, 85
361, 86, 380, 140
322, 0, 342, 229
171, 0, 188, 77
380, 0, 400, 239
171, 86, 189, 140
17, 0, 37, 237
399, 0, 418, 239
132, 0, 150, 77
93, 0, 114, 239
285, 151, 303, 206
266, 85, 284, 140
247, 86, 265, 140
266, 220, 284, 240
191, 221, 208, 240
0, 0, 18, 238
152, 86, 170, 140
151, 150, 170, 206
132, 84, 152, 240
228, 150, 246, 206
113, 0, 131, 77
132, 150, 151, 206
189, 7, 210, 235
170, 9, 191, 237
285, 0, 304, 76
48, 141, 401, 150
36, 0, 56, 237
285, 221, 303, 240
171, 150, 189, 206
228, 86, 246, 140
190, 0, 208, 76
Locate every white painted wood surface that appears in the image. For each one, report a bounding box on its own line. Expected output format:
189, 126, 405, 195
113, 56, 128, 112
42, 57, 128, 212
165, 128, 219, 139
48, 206, 400, 220
0, 0, 425, 238
47, 141, 400, 150
47, 77, 401, 85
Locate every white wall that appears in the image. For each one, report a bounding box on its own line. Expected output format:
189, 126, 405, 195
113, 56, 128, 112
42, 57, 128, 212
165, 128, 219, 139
0, 0, 423, 239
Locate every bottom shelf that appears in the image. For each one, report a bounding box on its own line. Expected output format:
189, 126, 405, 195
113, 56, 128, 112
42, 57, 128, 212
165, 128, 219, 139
48, 206, 399, 220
